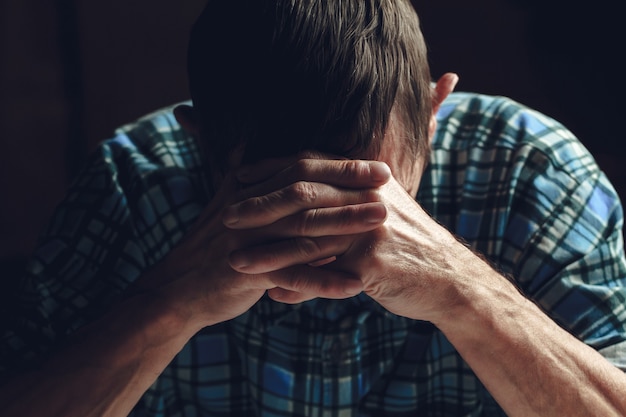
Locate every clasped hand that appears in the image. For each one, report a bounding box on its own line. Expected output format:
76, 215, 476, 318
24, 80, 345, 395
143, 154, 402, 330
223, 154, 476, 325
142, 151, 477, 331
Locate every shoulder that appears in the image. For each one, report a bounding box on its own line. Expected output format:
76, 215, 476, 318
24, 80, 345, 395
432, 92, 601, 186
36, 102, 210, 281
100, 101, 204, 173
436, 92, 582, 154
1, 104, 210, 369
423, 92, 623, 259
79, 102, 211, 220
428, 94, 626, 349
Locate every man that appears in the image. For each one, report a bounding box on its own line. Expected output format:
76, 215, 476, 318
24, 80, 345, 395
1, 0, 625, 416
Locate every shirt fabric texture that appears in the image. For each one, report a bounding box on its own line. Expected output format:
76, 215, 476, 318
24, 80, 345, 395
2, 92, 626, 416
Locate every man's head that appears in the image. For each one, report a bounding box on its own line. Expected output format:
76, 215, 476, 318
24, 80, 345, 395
183, 0, 434, 178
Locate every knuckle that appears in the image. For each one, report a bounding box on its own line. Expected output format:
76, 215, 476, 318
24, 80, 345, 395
338, 160, 357, 179
263, 253, 282, 272
287, 181, 318, 205
246, 192, 283, 218
328, 206, 354, 231
294, 208, 319, 235
340, 160, 367, 182
355, 159, 371, 175
241, 195, 270, 216
293, 237, 323, 260
275, 268, 312, 293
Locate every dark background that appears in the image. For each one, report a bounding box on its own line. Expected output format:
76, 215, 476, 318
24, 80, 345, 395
1, 0, 624, 281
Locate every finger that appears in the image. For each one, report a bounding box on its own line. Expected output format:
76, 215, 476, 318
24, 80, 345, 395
236, 158, 391, 197
266, 287, 319, 304
268, 202, 387, 237
222, 201, 386, 258
224, 182, 384, 228
308, 256, 337, 267
266, 265, 363, 299
235, 150, 347, 184
229, 235, 354, 274
234, 151, 317, 185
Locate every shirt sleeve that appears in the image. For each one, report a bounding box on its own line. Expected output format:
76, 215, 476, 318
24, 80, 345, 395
429, 93, 626, 372
0, 106, 207, 381
0, 143, 143, 379
500, 116, 626, 370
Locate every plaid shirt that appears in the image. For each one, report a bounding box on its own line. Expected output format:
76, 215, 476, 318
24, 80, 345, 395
2, 92, 625, 416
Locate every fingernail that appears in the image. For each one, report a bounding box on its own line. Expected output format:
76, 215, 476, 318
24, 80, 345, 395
344, 279, 363, 295
223, 204, 240, 226
366, 203, 387, 223
229, 252, 249, 270
369, 162, 391, 182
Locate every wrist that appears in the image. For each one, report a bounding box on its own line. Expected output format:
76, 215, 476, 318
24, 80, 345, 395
429, 254, 525, 335
127, 261, 212, 335
144, 282, 211, 337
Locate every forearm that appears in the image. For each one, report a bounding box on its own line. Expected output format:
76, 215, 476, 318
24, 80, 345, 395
435, 262, 626, 416
0, 290, 198, 417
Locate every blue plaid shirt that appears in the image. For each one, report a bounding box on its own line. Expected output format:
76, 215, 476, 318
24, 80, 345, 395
3, 92, 626, 416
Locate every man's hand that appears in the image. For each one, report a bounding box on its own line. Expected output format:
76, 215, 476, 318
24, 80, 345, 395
225, 156, 626, 417
224, 156, 476, 322
0, 156, 393, 417
133, 156, 393, 330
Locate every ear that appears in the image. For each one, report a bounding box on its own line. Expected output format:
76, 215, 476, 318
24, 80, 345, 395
173, 104, 201, 136
428, 73, 459, 140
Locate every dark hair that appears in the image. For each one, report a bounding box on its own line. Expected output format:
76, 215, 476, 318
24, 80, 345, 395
187, 0, 432, 173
